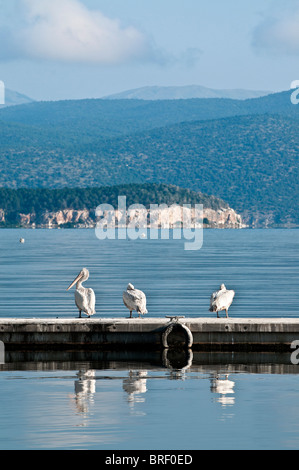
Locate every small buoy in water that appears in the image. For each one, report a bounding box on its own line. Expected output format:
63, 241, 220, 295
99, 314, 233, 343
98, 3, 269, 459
19, 238, 25, 244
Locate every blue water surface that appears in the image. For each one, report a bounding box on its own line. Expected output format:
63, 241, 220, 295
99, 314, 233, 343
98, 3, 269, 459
0, 228, 298, 318
0, 229, 299, 450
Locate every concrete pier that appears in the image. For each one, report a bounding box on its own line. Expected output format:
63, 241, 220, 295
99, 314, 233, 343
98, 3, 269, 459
0, 317, 299, 351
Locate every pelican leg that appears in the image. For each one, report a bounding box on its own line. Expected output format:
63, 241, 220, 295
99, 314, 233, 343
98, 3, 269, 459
217, 312, 220, 319
130, 311, 133, 319
226, 309, 229, 319
78, 310, 82, 319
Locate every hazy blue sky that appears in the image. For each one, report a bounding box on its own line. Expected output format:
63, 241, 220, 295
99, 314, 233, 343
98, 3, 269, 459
0, 0, 298, 100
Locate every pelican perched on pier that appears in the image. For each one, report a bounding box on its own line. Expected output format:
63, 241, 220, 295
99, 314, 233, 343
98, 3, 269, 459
67, 268, 96, 318
123, 284, 148, 319
209, 284, 235, 318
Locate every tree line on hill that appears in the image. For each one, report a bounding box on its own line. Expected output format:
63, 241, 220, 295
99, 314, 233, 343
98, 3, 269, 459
0, 183, 229, 227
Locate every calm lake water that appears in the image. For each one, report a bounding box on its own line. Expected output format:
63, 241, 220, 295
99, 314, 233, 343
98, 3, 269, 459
0, 228, 298, 318
0, 228, 299, 450
1, 353, 299, 450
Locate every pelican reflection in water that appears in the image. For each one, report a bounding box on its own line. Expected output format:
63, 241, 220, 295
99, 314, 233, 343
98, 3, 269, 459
73, 370, 96, 414
67, 268, 96, 318
123, 371, 148, 405
210, 374, 235, 407
209, 284, 235, 318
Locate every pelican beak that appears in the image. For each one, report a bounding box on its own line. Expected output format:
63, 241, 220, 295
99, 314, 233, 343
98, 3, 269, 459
67, 272, 83, 291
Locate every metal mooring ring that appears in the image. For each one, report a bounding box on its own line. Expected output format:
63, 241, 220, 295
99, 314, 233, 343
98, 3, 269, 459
162, 320, 193, 349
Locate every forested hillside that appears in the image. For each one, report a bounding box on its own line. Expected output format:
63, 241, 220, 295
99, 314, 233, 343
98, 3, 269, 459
0, 184, 229, 212
0, 90, 296, 138
0, 184, 231, 227
0, 90, 297, 226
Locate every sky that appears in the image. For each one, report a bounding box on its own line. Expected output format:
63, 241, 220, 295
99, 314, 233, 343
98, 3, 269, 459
0, 0, 298, 101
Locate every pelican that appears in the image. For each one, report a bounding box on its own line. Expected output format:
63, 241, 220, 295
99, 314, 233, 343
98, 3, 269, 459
123, 283, 148, 319
67, 268, 96, 318
209, 284, 235, 318
19, 238, 25, 244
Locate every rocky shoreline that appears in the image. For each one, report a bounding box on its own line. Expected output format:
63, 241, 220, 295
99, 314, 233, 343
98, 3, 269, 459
0, 205, 246, 229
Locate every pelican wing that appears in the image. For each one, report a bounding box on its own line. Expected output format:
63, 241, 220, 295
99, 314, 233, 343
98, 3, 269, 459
212, 290, 235, 312
75, 287, 96, 316
210, 291, 218, 305
209, 290, 221, 311
123, 289, 148, 314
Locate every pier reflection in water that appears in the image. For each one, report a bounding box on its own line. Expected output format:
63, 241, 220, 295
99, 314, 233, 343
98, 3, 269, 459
1, 351, 299, 450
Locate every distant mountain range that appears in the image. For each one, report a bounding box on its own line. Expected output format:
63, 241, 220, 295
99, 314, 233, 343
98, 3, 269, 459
0, 88, 34, 108
0, 89, 297, 227
0, 85, 271, 108
103, 85, 272, 101
0, 90, 294, 138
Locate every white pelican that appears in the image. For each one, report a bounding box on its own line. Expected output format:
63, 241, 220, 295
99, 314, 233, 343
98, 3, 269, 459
19, 238, 25, 244
67, 268, 96, 318
209, 284, 235, 318
123, 283, 148, 319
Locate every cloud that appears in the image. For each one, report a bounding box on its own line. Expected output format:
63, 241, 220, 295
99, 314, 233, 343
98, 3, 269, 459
0, 0, 158, 64
179, 48, 203, 67
252, 4, 299, 56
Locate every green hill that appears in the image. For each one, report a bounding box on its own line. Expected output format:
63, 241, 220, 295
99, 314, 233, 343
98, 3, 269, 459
0, 91, 298, 226
0, 90, 296, 138
0, 184, 229, 227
